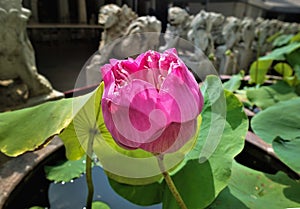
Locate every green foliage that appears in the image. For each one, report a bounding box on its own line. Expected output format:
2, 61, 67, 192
59, 85, 104, 161
208, 161, 300, 208
291, 32, 300, 43
163, 160, 215, 209
223, 71, 244, 92
260, 42, 300, 61
249, 34, 300, 86
286, 48, 300, 67
249, 60, 272, 85
251, 97, 300, 143
59, 121, 86, 160
251, 98, 300, 173
246, 81, 298, 109
0, 85, 101, 158
274, 62, 293, 77
44, 156, 87, 183
92, 201, 111, 209
295, 65, 300, 81
273, 136, 300, 173
272, 34, 294, 48
0, 98, 74, 157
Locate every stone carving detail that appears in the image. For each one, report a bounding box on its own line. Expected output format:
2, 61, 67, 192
98, 4, 138, 50
86, 4, 161, 85
0, 0, 62, 111
159, 7, 193, 52
237, 18, 256, 70
216, 16, 241, 74
188, 10, 224, 55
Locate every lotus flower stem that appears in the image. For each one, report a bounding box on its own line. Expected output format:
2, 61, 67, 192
157, 155, 188, 209
85, 129, 96, 209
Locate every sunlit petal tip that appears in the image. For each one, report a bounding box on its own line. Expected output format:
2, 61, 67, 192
165, 48, 178, 56
109, 58, 119, 66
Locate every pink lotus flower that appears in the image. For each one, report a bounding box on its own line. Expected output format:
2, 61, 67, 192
101, 48, 203, 154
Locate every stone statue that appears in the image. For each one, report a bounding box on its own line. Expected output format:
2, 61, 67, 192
122, 16, 161, 53
188, 10, 224, 56
159, 6, 193, 53
209, 12, 225, 48
253, 18, 273, 56
86, 4, 161, 85
98, 4, 138, 50
237, 17, 255, 71
216, 16, 241, 74
0, 0, 62, 111
188, 10, 209, 54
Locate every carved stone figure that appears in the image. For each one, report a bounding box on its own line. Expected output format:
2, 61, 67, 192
86, 4, 161, 85
237, 17, 255, 71
188, 10, 209, 54
159, 6, 193, 52
216, 16, 241, 74
122, 16, 161, 53
253, 18, 273, 56
0, 0, 62, 111
98, 4, 138, 50
209, 12, 225, 47
188, 10, 224, 56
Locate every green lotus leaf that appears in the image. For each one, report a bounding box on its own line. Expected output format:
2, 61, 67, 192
251, 97, 300, 143
209, 161, 300, 208
45, 156, 87, 183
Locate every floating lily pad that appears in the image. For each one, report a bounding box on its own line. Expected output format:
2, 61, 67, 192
45, 156, 87, 183
92, 201, 111, 209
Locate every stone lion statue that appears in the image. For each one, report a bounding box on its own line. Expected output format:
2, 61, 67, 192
159, 6, 193, 52
216, 16, 241, 74
0, 0, 60, 111
122, 16, 161, 53
86, 4, 161, 85
98, 4, 138, 50
188, 10, 224, 56
237, 17, 255, 71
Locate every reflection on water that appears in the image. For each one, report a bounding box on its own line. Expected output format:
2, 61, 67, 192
49, 166, 162, 209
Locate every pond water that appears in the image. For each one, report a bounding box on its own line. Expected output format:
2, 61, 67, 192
48, 166, 161, 209
4, 146, 161, 209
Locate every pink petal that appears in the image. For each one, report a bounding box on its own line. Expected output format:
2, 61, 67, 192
101, 64, 114, 86
139, 119, 197, 153
160, 70, 203, 122
159, 48, 179, 71
137, 50, 160, 71
102, 99, 141, 149
102, 79, 169, 146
